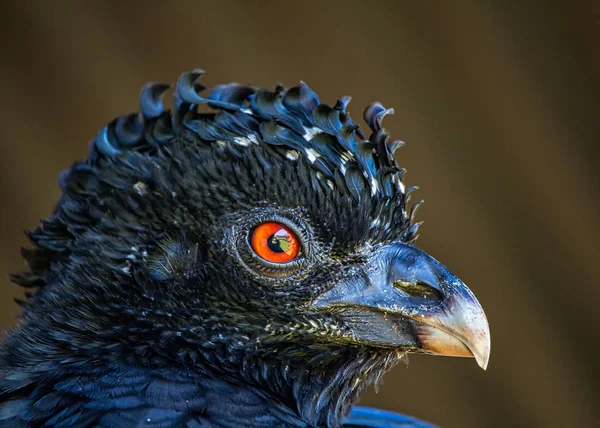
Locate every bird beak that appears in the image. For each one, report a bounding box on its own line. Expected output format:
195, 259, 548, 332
312, 243, 491, 370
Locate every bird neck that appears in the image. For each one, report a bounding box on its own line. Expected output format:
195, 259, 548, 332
220, 346, 404, 427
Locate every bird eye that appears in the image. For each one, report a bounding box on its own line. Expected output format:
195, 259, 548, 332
250, 222, 300, 264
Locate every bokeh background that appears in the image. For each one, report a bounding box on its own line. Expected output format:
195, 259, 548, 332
0, 1, 598, 427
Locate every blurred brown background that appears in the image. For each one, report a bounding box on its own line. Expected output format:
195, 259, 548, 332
0, 1, 598, 427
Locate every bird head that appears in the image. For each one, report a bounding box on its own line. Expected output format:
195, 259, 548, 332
11, 70, 490, 425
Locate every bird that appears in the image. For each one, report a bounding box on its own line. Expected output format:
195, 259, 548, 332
0, 69, 490, 427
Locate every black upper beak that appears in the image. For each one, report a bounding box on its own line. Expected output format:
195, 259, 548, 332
313, 243, 491, 369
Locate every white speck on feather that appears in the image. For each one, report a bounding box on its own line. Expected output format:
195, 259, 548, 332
285, 150, 299, 161
397, 180, 405, 194
133, 182, 148, 196
233, 133, 259, 146
370, 177, 379, 196
233, 137, 251, 146
362, 171, 378, 196
304, 148, 320, 163
302, 126, 322, 141
341, 151, 354, 161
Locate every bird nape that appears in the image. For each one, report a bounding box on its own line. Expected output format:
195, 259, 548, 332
0, 70, 490, 428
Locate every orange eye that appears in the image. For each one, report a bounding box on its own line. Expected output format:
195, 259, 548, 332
250, 222, 300, 264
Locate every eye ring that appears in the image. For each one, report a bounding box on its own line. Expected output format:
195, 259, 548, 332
250, 222, 301, 264
230, 210, 315, 282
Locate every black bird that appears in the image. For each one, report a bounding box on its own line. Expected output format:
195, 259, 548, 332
0, 70, 490, 427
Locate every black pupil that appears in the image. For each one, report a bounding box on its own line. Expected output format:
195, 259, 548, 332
267, 230, 290, 254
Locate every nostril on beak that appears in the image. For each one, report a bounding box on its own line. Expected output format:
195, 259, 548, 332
393, 280, 443, 301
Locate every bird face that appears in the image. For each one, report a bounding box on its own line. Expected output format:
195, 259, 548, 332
176, 143, 490, 372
